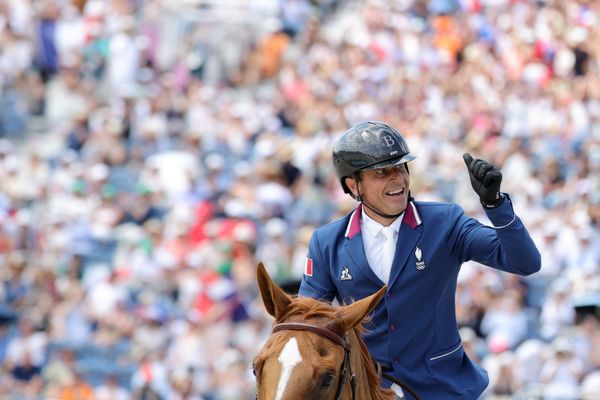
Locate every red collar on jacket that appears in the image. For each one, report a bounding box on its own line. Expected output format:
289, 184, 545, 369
345, 201, 422, 239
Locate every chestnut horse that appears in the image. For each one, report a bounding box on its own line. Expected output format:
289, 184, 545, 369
252, 262, 396, 400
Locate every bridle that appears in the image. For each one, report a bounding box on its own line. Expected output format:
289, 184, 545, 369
261, 322, 357, 400
256, 321, 421, 400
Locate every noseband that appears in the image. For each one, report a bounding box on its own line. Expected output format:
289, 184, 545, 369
271, 322, 356, 400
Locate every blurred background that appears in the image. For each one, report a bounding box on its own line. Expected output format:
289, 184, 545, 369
0, 0, 598, 399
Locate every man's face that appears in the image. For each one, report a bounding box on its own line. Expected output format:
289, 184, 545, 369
346, 164, 410, 221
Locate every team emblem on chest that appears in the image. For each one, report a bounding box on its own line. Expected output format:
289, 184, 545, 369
340, 266, 353, 281
415, 247, 426, 270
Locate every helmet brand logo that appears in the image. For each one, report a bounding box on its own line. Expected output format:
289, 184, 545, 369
382, 135, 396, 147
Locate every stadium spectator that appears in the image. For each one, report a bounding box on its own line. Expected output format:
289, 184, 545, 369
0, 0, 598, 398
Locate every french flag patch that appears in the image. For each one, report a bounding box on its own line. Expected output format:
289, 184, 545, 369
304, 258, 313, 276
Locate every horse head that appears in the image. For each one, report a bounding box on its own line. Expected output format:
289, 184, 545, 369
253, 262, 394, 400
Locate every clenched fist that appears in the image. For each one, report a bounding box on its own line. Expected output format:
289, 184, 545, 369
463, 153, 504, 208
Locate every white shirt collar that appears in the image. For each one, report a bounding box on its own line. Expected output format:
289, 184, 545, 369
361, 208, 404, 238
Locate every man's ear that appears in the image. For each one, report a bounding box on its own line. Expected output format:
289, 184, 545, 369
345, 176, 359, 198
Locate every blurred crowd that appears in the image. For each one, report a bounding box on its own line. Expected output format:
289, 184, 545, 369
0, 0, 599, 399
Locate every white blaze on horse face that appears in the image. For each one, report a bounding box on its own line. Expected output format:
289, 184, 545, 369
275, 337, 303, 400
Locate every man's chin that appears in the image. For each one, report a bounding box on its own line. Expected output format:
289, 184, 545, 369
385, 198, 407, 212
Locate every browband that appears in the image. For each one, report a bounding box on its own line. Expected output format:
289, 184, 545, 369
273, 322, 350, 351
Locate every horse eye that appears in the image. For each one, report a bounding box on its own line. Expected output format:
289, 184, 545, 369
321, 374, 335, 387
318, 347, 329, 357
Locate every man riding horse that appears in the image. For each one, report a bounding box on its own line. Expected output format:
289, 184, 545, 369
298, 121, 541, 399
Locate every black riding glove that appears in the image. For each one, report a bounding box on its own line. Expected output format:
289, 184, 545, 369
463, 153, 504, 208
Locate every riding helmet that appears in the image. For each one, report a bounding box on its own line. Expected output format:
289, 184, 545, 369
332, 121, 416, 193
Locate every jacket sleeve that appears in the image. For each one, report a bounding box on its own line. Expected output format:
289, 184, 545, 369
298, 229, 337, 302
447, 194, 541, 275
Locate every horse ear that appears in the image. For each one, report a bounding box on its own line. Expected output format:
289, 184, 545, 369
257, 262, 292, 319
332, 286, 387, 333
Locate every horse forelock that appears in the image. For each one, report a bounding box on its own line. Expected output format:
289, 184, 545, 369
276, 296, 343, 325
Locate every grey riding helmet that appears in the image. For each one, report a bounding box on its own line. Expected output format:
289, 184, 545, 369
332, 121, 416, 194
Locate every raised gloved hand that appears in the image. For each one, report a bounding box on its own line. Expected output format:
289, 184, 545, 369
463, 153, 504, 208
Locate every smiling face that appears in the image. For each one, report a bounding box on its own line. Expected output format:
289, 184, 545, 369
346, 164, 410, 225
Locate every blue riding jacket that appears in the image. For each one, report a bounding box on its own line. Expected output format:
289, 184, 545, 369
299, 196, 541, 399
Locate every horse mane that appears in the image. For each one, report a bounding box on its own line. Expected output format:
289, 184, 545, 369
278, 297, 395, 400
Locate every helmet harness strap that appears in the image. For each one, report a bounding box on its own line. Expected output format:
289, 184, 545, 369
355, 179, 404, 220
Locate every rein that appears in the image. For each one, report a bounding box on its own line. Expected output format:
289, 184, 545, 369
374, 363, 421, 400
269, 322, 420, 400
